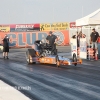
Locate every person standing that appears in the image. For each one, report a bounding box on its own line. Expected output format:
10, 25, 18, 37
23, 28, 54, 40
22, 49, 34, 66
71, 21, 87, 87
77, 32, 80, 47
90, 28, 99, 49
2, 34, 9, 59
46, 31, 58, 55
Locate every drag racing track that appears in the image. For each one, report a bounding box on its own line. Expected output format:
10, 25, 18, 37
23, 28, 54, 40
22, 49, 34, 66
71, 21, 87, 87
0, 47, 100, 100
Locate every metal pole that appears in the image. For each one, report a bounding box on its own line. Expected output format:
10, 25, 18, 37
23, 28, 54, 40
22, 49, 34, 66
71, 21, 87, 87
89, 26, 91, 60
82, 6, 83, 17
8, 9, 10, 24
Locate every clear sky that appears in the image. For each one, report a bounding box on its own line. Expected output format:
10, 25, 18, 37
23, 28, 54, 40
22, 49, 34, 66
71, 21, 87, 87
0, 0, 100, 24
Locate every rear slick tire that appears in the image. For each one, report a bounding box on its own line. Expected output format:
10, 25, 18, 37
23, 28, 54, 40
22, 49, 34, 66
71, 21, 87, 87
73, 53, 77, 66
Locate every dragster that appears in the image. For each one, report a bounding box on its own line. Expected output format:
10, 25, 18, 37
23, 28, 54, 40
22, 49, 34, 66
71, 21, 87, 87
26, 40, 82, 67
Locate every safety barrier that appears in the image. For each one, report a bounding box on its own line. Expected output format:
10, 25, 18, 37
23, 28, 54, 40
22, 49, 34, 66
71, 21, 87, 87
87, 47, 94, 60
76, 46, 98, 60
87, 47, 98, 60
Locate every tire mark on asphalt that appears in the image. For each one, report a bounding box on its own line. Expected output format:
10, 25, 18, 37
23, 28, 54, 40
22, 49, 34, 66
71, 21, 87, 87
0, 59, 100, 99
0, 66, 83, 100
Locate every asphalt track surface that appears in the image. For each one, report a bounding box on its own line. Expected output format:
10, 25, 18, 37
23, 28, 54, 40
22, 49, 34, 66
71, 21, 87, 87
0, 46, 100, 100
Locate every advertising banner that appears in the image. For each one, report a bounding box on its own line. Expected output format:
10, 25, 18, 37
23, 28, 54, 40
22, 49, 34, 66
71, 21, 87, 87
40, 22, 69, 31
10, 24, 40, 32
70, 38, 77, 57
0, 30, 69, 47
0, 25, 10, 32
70, 22, 81, 28
80, 38, 87, 59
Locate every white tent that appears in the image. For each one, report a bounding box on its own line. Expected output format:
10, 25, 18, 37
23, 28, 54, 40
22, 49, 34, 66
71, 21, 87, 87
76, 8, 100, 26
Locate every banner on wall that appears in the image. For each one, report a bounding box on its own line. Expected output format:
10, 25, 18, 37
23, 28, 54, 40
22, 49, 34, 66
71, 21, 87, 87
80, 38, 87, 59
40, 22, 69, 31
0, 25, 10, 32
70, 38, 77, 57
10, 24, 40, 32
0, 30, 69, 47
70, 22, 81, 28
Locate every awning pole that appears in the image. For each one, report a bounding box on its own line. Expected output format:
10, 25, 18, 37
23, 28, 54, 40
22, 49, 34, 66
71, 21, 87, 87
89, 26, 91, 60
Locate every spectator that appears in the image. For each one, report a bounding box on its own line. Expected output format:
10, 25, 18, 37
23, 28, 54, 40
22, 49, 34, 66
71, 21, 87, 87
72, 31, 80, 47
2, 34, 9, 59
72, 31, 78, 38
90, 28, 99, 49
79, 31, 86, 38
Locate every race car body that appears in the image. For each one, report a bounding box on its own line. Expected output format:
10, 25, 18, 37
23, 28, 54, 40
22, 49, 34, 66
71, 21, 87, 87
26, 40, 82, 67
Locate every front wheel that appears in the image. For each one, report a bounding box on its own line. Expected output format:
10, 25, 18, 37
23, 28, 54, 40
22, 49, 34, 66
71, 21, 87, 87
56, 55, 60, 67
27, 57, 31, 64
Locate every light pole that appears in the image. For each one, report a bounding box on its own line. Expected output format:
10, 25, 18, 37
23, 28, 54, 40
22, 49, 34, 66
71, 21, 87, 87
82, 6, 84, 17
